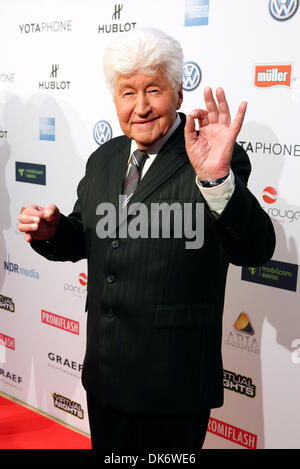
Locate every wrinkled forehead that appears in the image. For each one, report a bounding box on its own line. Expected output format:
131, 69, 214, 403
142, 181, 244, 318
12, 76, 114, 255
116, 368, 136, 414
115, 69, 173, 91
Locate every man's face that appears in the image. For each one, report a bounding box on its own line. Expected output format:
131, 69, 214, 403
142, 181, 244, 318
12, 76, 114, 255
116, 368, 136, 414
114, 70, 183, 150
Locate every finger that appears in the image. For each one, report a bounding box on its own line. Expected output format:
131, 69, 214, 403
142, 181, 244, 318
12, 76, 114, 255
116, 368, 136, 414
24, 233, 32, 243
18, 213, 40, 224
204, 87, 219, 123
230, 101, 247, 137
216, 87, 231, 126
42, 204, 58, 221
21, 204, 45, 217
18, 222, 39, 233
184, 114, 198, 146
189, 109, 209, 128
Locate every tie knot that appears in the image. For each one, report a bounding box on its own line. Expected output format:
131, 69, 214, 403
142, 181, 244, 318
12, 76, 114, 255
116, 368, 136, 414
132, 149, 148, 168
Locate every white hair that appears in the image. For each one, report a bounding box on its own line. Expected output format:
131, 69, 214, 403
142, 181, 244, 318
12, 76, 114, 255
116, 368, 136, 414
102, 27, 184, 95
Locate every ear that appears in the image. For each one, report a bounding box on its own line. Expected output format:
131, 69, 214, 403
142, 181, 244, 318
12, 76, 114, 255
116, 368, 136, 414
176, 83, 183, 110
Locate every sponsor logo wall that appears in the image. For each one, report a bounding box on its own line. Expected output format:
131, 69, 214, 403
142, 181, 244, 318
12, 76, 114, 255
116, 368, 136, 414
0, 0, 299, 447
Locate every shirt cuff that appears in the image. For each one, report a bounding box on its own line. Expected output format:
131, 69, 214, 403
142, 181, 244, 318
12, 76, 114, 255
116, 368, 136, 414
196, 169, 235, 216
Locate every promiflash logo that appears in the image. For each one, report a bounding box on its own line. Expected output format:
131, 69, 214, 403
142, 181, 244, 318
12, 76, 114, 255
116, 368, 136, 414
95, 196, 204, 249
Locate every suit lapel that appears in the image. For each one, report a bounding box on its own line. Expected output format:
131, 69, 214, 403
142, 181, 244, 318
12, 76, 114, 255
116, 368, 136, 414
128, 115, 189, 207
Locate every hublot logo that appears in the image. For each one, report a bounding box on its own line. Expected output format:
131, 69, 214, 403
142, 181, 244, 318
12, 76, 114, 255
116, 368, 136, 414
39, 64, 70, 91
98, 4, 137, 34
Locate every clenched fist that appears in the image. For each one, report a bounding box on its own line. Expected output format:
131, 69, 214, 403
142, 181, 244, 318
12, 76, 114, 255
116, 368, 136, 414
18, 204, 60, 243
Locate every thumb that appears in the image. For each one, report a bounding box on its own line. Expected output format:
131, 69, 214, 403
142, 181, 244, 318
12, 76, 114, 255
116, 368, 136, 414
42, 204, 59, 221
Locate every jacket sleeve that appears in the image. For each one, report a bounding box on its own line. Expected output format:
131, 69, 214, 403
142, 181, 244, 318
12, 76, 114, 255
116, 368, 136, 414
30, 161, 89, 263
208, 143, 276, 266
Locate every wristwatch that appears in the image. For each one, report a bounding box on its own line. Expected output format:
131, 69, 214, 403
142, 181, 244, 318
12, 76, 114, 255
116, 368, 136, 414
199, 174, 229, 188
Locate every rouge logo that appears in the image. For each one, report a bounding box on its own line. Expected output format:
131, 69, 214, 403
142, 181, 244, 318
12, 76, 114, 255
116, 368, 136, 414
78, 273, 87, 286
262, 186, 277, 204
255, 65, 292, 87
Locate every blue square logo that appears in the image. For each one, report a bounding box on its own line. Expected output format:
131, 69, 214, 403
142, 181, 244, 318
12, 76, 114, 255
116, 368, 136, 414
40, 117, 55, 141
185, 0, 209, 26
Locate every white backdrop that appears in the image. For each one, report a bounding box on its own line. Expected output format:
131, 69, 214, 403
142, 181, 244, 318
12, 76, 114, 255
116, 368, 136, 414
0, 0, 299, 449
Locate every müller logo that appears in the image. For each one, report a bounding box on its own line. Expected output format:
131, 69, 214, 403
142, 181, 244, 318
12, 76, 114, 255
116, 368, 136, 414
254, 64, 292, 88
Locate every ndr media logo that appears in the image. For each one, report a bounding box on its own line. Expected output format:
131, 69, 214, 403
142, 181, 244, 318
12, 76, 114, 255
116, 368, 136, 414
93, 120, 112, 146
183, 62, 202, 91
269, 0, 299, 21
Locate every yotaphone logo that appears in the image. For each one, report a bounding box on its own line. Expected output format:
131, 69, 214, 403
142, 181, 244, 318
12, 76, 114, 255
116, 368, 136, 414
262, 186, 277, 204
254, 64, 292, 88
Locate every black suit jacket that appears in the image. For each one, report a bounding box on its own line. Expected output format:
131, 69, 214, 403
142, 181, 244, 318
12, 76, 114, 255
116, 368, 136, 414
31, 114, 275, 414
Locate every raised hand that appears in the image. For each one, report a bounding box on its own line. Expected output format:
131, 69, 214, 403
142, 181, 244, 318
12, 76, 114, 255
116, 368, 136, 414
18, 204, 60, 243
184, 87, 247, 181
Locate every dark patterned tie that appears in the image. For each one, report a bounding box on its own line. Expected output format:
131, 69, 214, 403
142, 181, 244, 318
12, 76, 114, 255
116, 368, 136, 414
122, 149, 148, 199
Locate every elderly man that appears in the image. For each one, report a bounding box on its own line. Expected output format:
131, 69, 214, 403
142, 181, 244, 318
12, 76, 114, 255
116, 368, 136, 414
19, 28, 275, 450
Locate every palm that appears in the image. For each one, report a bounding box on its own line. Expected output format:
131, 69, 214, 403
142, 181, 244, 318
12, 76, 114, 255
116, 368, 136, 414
184, 87, 247, 181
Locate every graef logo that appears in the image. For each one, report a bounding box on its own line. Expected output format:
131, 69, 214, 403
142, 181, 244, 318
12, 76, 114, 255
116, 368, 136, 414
207, 417, 257, 449
0, 367, 23, 385
112, 4, 123, 20
40, 117, 55, 141
52, 393, 84, 419
269, 0, 299, 20
93, 120, 112, 145
262, 186, 277, 204
254, 64, 292, 88
242, 260, 298, 292
185, 0, 209, 26
183, 62, 202, 91
98, 3, 136, 34
48, 352, 83, 375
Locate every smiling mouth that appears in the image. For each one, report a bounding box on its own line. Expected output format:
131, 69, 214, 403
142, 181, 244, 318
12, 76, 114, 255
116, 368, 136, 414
133, 118, 158, 125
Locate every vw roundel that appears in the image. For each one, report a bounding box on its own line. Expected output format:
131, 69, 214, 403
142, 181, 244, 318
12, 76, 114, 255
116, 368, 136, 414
183, 62, 202, 91
269, 0, 299, 21
93, 120, 113, 146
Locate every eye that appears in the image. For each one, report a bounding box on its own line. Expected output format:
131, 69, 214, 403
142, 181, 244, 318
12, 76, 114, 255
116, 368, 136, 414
148, 88, 160, 94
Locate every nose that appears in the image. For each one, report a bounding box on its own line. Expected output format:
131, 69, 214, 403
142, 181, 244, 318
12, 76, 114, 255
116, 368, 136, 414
134, 91, 151, 116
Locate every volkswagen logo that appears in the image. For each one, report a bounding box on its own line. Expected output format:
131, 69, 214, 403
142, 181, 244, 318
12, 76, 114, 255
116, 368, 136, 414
93, 120, 113, 145
269, 0, 299, 21
183, 62, 202, 91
